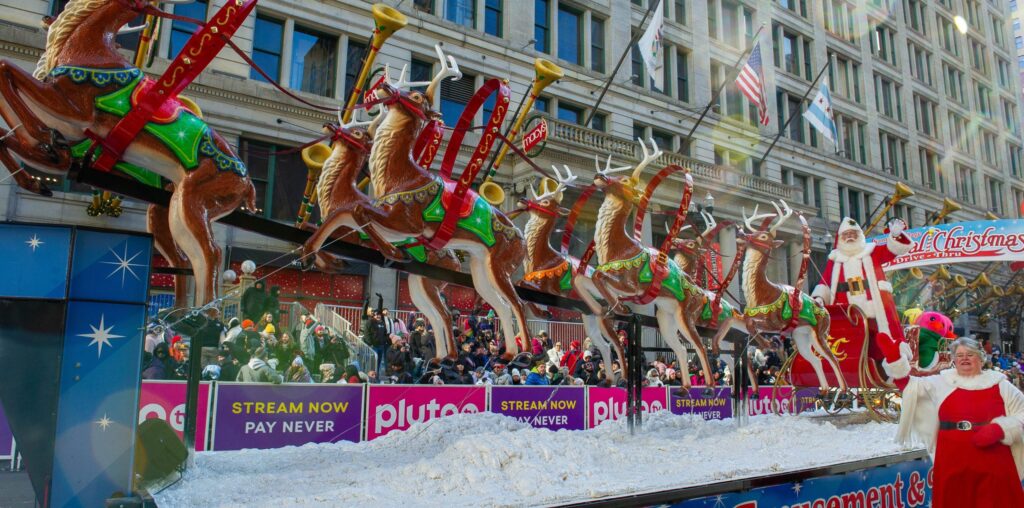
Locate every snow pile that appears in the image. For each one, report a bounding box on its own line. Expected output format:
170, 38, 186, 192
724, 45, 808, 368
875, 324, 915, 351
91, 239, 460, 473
155, 412, 916, 507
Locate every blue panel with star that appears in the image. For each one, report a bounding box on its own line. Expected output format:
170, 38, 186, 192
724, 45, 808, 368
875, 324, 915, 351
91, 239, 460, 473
69, 229, 152, 305
51, 300, 146, 508
0, 223, 71, 299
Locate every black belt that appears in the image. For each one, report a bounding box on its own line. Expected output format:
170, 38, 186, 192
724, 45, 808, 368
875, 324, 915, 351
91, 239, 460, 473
939, 420, 990, 431
835, 281, 870, 293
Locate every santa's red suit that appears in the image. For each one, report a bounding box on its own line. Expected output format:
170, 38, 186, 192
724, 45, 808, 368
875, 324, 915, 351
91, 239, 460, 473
812, 217, 912, 340
880, 343, 1024, 507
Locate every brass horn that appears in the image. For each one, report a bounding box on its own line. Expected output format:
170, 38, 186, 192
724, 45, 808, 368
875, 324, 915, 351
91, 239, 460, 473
481, 58, 565, 206
929, 265, 952, 282
970, 272, 992, 290
301, 143, 332, 173
930, 198, 961, 225
296, 3, 407, 227
538, 177, 561, 196
865, 182, 915, 235
985, 211, 1000, 221
953, 274, 968, 287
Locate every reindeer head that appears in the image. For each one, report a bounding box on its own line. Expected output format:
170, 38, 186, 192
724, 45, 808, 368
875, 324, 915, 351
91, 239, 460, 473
594, 138, 662, 205
374, 44, 460, 121
512, 165, 576, 218
737, 200, 792, 253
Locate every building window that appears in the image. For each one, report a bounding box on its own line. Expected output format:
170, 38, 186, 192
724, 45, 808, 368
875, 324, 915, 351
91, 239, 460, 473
715, 146, 756, 174
1004, 100, 1020, 135
993, 16, 1006, 48
631, 30, 645, 86
591, 113, 607, 132
676, 49, 690, 102
825, 0, 857, 43
445, 0, 476, 28
168, 0, 209, 59
290, 26, 337, 97
557, 4, 582, 65
651, 128, 675, 152
484, 0, 503, 37
708, 0, 719, 40
870, 22, 898, 66
838, 185, 870, 224
775, 88, 817, 147
409, 58, 433, 93
534, 0, 550, 53
838, 114, 867, 164
997, 58, 1012, 90
343, 40, 367, 100
982, 130, 998, 167
674, 0, 687, 24
949, 112, 972, 154
773, 24, 813, 80
914, 95, 938, 138
557, 102, 584, 125
976, 84, 992, 119
413, 0, 435, 14
778, 0, 808, 17
938, 15, 960, 56
874, 73, 902, 121
440, 72, 476, 123
240, 139, 306, 221
904, 0, 925, 34
828, 51, 862, 103
251, 16, 284, 83
879, 131, 908, 180
591, 17, 605, 72
783, 168, 823, 216
943, 63, 966, 104
969, 38, 988, 74
919, 148, 946, 193
955, 165, 976, 204
908, 43, 933, 87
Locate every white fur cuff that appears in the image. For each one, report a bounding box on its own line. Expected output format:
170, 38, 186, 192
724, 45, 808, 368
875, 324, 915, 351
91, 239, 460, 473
883, 354, 912, 379
811, 284, 832, 304
992, 416, 1024, 446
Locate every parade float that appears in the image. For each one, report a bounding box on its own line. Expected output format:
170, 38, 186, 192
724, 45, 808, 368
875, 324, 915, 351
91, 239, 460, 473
2, 1, 1024, 507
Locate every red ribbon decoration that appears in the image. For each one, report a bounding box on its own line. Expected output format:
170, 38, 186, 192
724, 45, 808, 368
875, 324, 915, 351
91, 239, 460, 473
86, 0, 257, 171
560, 184, 599, 277
415, 119, 444, 169
415, 78, 510, 250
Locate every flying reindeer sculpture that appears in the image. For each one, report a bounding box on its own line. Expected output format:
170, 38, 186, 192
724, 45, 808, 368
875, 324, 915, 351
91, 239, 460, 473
577, 140, 717, 388
0, 0, 256, 307
739, 201, 847, 393
348, 47, 531, 353
299, 106, 460, 358
511, 164, 625, 377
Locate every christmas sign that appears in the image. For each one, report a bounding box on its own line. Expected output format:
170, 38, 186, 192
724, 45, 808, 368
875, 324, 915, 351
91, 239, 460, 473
872, 219, 1024, 270
521, 117, 548, 155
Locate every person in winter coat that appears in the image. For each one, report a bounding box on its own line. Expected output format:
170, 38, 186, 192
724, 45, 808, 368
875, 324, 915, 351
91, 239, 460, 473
299, 317, 319, 362
321, 333, 351, 371
236, 348, 284, 384
409, 320, 435, 360
342, 364, 361, 384
385, 336, 414, 376
492, 364, 513, 385
577, 360, 600, 385
142, 343, 173, 380
548, 364, 566, 385
319, 363, 340, 383
272, 333, 299, 368
286, 357, 314, 383
547, 343, 564, 366
222, 318, 241, 345
217, 346, 240, 383
561, 340, 584, 374
646, 368, 665, 387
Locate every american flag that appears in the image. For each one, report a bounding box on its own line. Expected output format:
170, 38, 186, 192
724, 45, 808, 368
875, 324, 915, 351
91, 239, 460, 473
735, 43, 770, 126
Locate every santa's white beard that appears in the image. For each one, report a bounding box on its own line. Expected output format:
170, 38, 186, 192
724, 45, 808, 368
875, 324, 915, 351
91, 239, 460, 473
838, 236, 866, 256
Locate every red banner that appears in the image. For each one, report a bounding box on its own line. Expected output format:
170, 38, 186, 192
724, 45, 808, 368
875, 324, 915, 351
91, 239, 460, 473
521, 119, 548, 153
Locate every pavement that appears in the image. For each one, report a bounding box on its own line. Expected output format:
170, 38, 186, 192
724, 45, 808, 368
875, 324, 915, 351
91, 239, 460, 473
0, 468, 38, 508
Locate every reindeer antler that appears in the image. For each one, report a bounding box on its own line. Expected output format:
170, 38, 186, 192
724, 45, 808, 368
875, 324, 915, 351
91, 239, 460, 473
742, 205, 776, 232
387, 63, 432, 91
594, 154, 632, 175
631, 137, 663, 181
425, 44, 462, 104
769, 200, 793, 235
699, 210, 717, 239
551, 164, 577, 188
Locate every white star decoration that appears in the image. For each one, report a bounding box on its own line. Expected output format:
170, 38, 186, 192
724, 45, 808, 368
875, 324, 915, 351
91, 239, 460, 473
101, 244, 144, 287
26, 234, 43, 252
792, 482, 803, 495
96, 414, 113, 431
77, 314, 124, 358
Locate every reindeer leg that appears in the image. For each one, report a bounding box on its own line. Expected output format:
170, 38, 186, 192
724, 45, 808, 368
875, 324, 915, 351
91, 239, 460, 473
575, 274, 628, 379
169, 161, 248, 307
0, 139, 51, 195
656, 304, 692, 388
792, 325, 830, 392
677, 305, 715, 388
409, 274, 452, 358
0, 61, 85, 170
147, 201, 190, 309
348, 205, 411, 262
811, 318, 848, 392
590, 271, 629, 318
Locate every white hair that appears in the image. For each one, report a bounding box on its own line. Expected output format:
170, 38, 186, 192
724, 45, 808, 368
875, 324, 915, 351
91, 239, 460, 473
949, 337, 987, 362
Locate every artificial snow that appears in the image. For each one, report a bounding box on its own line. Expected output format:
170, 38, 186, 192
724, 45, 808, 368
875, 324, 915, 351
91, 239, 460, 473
155, 411, 918, 507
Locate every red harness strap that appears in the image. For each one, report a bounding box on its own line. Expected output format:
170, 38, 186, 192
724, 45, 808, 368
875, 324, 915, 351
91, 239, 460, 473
415, 118, 444, 169
559, 184, 599, 277
86, 0, 255, 172
417, 78, 510, 250
624, 166, 693, 305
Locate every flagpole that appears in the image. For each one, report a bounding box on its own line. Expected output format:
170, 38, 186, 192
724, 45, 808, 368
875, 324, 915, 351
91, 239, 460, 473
756, 61, 832, 168
582, 0, 660, 129
682, 24, 765, 153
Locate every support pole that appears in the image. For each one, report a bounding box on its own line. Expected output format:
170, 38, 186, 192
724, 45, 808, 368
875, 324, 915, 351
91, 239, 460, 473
627, 315, 644, 435
756, 62, 831, 168
732, 336, 750, 428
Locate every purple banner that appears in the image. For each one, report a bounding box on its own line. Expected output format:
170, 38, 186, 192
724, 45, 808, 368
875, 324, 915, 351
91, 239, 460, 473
211, 383, 363, 451
793, 387, 821, 414
490, 386, 585, 431
0, 402, 11, 458
669, 387, 733, 420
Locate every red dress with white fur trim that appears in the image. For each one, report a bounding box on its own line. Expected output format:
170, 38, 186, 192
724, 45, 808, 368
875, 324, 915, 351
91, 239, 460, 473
933, 384, 1024, 507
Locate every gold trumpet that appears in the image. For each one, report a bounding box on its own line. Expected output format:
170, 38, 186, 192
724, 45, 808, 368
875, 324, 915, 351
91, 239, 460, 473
133, 14, 160, 68
479, 58, 564, 206
893, 266, 925, 291
930, 198, 961, 225
865, 182, 914, 235
985, 211, 1000, 220
295, 3, 407, 227
300, 142, 333, 212
538, 177, 560, 196
929, 265, 952, 282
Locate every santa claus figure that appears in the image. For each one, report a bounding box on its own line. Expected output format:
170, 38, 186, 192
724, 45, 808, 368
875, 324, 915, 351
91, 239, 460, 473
879, 334, 1024, 506
812, 217, 912, 340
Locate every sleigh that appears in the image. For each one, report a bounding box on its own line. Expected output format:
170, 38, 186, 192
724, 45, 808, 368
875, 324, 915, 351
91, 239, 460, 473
780, 304, 950, 422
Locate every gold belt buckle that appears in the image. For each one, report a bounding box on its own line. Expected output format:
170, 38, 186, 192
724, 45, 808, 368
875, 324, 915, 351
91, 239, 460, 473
847, 276, 865, 295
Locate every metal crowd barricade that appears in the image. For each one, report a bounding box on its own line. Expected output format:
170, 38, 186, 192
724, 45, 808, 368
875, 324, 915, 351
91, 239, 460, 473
314, 303, 377, 372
